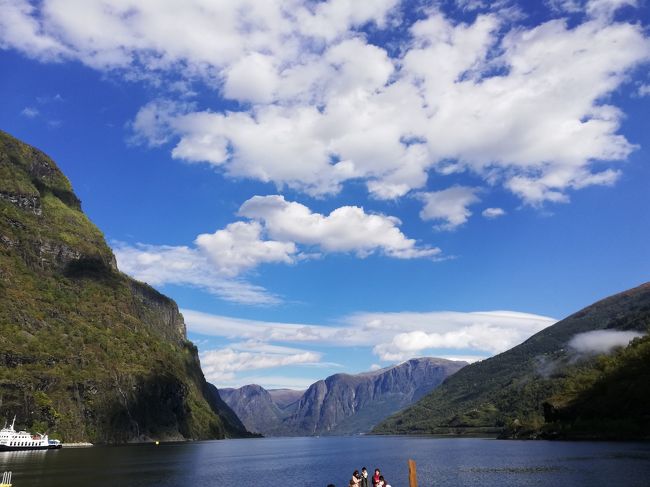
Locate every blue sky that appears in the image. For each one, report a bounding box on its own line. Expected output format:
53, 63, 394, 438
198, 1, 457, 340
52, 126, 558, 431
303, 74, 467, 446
1, 0, 649, 390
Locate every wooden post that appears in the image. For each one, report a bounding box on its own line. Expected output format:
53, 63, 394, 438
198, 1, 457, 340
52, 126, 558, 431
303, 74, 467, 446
408, 459, 418, 487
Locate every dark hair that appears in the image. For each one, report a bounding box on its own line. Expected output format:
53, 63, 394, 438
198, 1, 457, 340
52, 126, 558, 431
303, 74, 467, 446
327, 484, 336, 487
362, 467, 367, 471
375, 469, 380, 473
353, 470, 359, 477
379, 476, 384, 481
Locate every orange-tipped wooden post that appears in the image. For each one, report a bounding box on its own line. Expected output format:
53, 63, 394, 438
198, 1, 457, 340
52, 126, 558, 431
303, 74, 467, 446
408, 459, 418, 487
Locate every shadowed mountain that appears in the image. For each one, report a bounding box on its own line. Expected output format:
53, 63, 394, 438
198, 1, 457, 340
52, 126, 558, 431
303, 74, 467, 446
221, 357, 467, 436
374, 283, 650, 439
0, 130, 249, 443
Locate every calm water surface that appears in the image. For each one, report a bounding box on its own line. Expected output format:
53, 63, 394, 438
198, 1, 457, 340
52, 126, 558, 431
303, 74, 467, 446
1, 436, 649, 487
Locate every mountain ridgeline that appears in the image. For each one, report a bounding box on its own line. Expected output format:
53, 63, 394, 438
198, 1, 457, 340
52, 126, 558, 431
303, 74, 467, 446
220, 357, 467, 436
374, 283, 650, 440
0, 130, 249, 443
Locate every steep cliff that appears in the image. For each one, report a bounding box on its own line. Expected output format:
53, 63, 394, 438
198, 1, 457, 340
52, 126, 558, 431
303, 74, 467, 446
0, 130, 248, 443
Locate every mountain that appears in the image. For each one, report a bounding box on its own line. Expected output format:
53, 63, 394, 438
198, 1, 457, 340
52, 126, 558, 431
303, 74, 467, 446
221, 357, 467, 436
373, 283, 650, 439
268, 388, 304, 410
0, 130, 249, 443
540, 332, 650, 439
219, 385, 300, 436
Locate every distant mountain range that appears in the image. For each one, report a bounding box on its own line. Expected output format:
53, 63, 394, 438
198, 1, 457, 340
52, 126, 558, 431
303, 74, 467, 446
220, 357, 467, 436
374, 283, 650, 440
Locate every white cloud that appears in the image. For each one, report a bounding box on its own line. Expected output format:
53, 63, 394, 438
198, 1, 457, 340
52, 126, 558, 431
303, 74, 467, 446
185, 308, 554, 384
0, 0, 67, 60
417, 186, 481, 230
0, 0, 398, 70
184, 308, 556, 364
364, 310, 555, 360
239, 195, 440, 258
200, 346, 321, 383
20, 106, 39, 118
195, 221, 296, 277
149, 11, 647, 204
568, 329, 643, 354
182, 309, 346, 343
586, 0, 637, 20
223, 53, 279, 104
181, 309, 555, 387
3, 1, 647, 209
113, 195, 439, 304
369, 363, 382, 371
482, 207, 506, 219
113, 241, 281, 305
638, 84, 650, 97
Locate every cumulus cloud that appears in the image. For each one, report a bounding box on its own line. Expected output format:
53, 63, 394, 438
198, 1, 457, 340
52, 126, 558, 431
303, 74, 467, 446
184, 308, 554, 385
568, 330, 643, 354
185, 308, 554, 384
417, 186, 481, 230
361, 310, 556, 361
128, 5, 647, 205
195, 221, 296, 277
114, 195, 436, 304
184, 308, 556, 364
200, 345, 322, 383
239, 195, 440, 258
482, 207, 506, 219
2, 0, 647, 208
113, 241, 281, 305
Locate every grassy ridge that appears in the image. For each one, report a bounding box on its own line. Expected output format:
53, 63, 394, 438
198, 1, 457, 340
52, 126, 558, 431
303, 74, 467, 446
373, 283, 650, 439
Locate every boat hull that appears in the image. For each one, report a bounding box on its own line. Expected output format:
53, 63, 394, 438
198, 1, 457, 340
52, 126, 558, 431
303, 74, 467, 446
0, 444, 62, 452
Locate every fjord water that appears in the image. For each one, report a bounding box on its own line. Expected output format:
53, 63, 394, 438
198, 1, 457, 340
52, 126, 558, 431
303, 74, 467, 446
1, 437, 649, 487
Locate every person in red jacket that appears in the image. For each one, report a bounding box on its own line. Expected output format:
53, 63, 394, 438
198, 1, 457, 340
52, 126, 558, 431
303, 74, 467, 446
372, 469, 381, 487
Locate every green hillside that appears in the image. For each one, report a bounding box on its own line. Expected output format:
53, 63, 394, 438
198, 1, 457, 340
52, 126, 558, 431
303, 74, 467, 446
541, 333, 650, 439
373, 283, 650, 439
0, 130, 248, 443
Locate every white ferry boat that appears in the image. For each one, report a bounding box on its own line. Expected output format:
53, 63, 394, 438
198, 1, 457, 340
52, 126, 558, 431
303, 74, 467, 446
0, 417, 62, 451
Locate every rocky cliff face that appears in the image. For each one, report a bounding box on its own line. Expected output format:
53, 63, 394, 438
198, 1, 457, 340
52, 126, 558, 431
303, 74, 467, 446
221, 358, 466, 436
220, 385, 295, 436
0, 130, 248, 443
